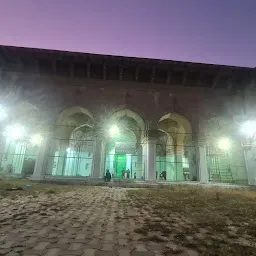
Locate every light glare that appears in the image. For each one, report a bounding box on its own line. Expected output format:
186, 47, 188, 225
30, 134, 42, 145
218, 137, 231, 151
109, 125, 119, 137
240, 120, 256, 138
0, 105, 7, 121
3, 124, 26, 141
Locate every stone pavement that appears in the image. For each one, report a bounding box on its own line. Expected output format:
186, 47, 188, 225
0, 187, 170, 256
0, 186, 198, 256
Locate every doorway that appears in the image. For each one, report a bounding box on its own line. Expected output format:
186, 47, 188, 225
114, 154, 127, 178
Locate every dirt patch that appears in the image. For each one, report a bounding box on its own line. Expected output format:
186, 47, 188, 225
128, 186, 256, 256
0, 179, 72, 198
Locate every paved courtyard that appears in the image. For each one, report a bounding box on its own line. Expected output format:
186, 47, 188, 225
0, 186, 194, 256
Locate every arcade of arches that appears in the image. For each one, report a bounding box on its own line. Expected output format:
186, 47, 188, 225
0, 105, 250, 185
32, 107, 199, 182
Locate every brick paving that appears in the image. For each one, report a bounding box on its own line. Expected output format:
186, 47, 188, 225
0, 187, 195, 256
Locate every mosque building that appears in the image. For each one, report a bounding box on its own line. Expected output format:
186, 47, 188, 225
0, 45, 255, 185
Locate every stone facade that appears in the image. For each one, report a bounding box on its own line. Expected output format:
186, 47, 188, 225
0, 45, 255, 185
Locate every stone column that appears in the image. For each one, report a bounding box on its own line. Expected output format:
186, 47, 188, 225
175, 140, 184, 181
144, 137, 156, 181
45, 139, 58, 175
142, 143, 147, 180
198, 140, 208, 183
92, 139, 105, 179
31, 137, 50, 180
187, 142, 198, 181
197, 121, 209, 183
176, 153, 184, 181
244, 146, 256, 185
136, 145, 144, 179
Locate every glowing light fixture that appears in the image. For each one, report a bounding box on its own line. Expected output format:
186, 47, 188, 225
0, 105, 7, 121
218, 137, 231, 151
66, 147, 71, 153
30, 134, 42, 145
240, 120, 256, 138
3, 124, 26, 141
109, 124, 119, 137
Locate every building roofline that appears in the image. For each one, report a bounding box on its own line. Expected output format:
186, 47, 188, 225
0, 44, 254, 71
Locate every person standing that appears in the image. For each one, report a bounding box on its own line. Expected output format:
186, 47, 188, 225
105, 169, 111, 182
162, 171, 166, 181
122, 168, 125, 179
126, 169, 130, 179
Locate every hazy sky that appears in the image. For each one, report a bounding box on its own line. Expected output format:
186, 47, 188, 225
0, 0, 255, 67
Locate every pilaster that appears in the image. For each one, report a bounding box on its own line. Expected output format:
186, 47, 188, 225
243, 144, 256, 185
92, 139, 105, 178
142, 136, 156, 181
31, 136, 50, 180
198, 134, 208, 183
186, 142, 197, 180
176, 152, 184, 181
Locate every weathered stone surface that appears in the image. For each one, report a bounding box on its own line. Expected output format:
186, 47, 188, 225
95, 251, 115, 256
82, 249, 96, 256
118, 249, 131, 256
134, 244, 148, 252
33, 242, 50, 251
131, 252, 155, 256
44, 248, 61, 256
0, 187, 167, 256
101, 243, 114, 251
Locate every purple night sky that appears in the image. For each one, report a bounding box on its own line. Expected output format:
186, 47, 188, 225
0, 0, 255, 67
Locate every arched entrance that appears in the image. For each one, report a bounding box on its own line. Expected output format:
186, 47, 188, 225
48, 106, 95, 177
0, 102, 42, 176
104, 109, 146, 180
156, 113, 195, 181
206, 117, 247, 184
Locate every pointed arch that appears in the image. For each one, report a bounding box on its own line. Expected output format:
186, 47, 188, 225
158, 112, 193, 156
56, 106, 94, 127
109, 108, 146, 132
158, 113, 192, 134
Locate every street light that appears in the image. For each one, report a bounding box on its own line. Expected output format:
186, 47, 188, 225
218, 137, 231, 151
109, 124, 119, 137
3, 124, 26, 141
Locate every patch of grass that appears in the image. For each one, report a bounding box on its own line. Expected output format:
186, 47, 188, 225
128, 186, 256, 256
45, 189, 57, 194
143, 221, 172, 235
